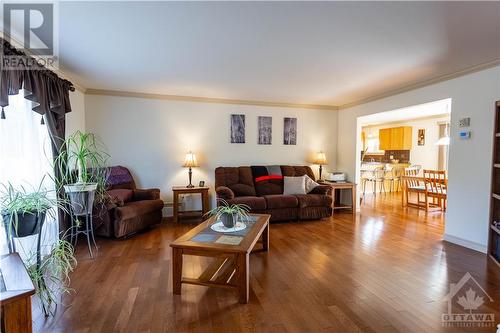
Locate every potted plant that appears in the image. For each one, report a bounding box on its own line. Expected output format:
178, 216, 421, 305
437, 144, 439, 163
205, 199, 250, 228
0, 181, 77, 316
54, 131, 109, 215
27, 227, 77, 316
1, 181, 58, 243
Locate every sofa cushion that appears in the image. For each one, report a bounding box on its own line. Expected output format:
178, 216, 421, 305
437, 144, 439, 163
283, 176, 306, 195
132, 188, 160, 201
114, 199, 164, 221
304, 176, 320, 193
107, 189, 134, 206
227, 196, 266, 210
263, 195, 299, 209
215, 167, 256, 197
295, 194, 332, 208
281, 166, 315, 180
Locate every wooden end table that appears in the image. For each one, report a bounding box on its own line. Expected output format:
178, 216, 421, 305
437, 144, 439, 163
170, 214, 270, 303
322, 181, 357, 215
0, 253, 36, 333
172, 186, 210, 222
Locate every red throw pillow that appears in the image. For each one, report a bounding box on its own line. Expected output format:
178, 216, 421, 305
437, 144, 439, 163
107, 189, 134, 206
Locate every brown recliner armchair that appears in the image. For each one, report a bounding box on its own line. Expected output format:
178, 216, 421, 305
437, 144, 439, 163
94, 166, 164, 238
215, 165, 332, 222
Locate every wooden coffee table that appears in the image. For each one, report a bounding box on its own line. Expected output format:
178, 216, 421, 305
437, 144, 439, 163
170, 214, 270, 303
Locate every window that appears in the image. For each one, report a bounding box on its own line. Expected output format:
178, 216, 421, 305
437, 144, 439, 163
366, 136, 381, 153
0, 92, 58, 258
363, 128, 384, 154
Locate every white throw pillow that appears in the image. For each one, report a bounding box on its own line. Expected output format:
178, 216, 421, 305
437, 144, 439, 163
283, 176, 306, 195
304, 175, 319, 193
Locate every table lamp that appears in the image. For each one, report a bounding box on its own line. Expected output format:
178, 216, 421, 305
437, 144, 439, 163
314, 151, 327, 180
183, 151, 198, 188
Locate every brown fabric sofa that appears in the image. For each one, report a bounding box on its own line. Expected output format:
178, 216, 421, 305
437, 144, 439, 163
94, 166, 164, 238
215, 165, 332, 222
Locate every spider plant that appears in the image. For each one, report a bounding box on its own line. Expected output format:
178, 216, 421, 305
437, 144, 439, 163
53, 131, 110, 214
0, 181, 76, 316
54, 131, 109, 185
0, 180, 64, 239
26, 227, 77, 317
205, 199, 250, 228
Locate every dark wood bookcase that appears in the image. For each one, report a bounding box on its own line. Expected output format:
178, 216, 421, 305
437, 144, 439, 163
489, 100, 500, 266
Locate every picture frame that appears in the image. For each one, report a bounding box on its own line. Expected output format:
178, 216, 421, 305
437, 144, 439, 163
418, 129, 425, 146
258, 116, 272, 144
284, 117, 297, 145
230, 114, 245, 143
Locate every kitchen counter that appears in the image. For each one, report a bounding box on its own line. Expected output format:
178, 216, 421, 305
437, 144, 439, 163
360, 162, 410, 171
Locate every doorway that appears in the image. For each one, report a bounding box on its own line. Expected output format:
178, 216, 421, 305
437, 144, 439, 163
355, 98, 452, 213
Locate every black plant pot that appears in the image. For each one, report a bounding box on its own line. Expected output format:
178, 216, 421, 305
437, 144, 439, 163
1, 211, 46, 238
220, 213, 236, 228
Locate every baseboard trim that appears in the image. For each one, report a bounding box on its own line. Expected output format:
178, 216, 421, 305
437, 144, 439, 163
443, 234, 487, 254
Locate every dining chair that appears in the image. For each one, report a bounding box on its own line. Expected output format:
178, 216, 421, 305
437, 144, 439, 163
423, 170, 447, 211
384, 165, 404, 192
402, 167, 426, 208
361, 165, 386, 197
408, 164, 422, 175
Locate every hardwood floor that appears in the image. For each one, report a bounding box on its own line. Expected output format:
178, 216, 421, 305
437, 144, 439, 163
33, 193, 500, 332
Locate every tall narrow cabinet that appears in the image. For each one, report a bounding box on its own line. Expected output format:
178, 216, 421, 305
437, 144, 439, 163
489, 100, 500, 266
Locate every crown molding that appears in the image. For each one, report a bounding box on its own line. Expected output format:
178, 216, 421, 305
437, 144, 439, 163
338, 58, 500, 110
0, 32, 87, 93
85, 89, 339, 111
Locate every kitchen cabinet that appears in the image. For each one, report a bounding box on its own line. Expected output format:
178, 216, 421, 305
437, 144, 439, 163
379, 126, 412, 150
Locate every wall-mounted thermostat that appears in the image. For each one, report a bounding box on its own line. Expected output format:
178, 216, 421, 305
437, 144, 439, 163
459, 130, 471, 139
459, 117, 471, 127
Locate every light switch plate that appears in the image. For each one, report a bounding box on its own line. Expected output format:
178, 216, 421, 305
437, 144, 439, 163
459, 117, 470, 127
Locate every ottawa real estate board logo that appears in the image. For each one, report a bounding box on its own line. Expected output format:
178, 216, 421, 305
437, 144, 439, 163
2, 2, 58, 69
442, 272, 495, 328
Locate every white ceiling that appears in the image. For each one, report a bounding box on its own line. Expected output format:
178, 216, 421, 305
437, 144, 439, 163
44, 2, 500, 106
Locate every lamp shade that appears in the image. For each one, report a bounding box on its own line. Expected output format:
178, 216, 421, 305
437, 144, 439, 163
314, 152, 327, 165
183, 151, 198, 167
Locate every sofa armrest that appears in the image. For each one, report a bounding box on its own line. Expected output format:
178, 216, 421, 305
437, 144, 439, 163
310, 185, 332, 196
132, 188, 160, 201
216, 186, 235, 201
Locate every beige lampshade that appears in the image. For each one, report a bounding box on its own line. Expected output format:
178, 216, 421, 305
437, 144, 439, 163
314, 152, 327, 165
183, 152, 198, 167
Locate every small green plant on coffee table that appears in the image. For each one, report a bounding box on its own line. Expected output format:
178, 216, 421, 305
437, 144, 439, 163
205, 199, 251, 227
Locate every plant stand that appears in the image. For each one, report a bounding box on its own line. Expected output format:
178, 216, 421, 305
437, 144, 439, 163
65, 185, 98, 258
69, 212, 98, 258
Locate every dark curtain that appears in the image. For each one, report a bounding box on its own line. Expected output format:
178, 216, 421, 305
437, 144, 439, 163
1, 37, 74, 233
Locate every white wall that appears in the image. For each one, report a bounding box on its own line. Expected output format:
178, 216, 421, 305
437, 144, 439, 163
403, 117, 448, 170
337, 66, 500, 253
85, 95, 338, 213
66, 89, 86, 136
